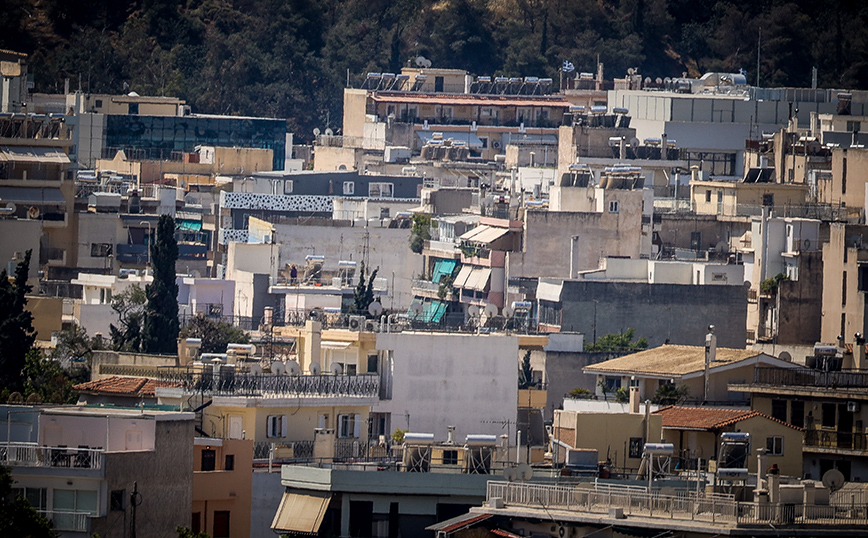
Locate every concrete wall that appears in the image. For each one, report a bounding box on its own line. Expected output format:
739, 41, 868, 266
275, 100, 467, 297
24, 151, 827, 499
273, 223, 423, 311
0, 219, 42, 271
193, 438, 253, 538
374, 332, 519, 440
533, 350, 627, 412
551, 280, 747, 348
93, 417, 194, 538
250, 471, 283, 538
26, 295, 63, 341
777, 250, 823, 345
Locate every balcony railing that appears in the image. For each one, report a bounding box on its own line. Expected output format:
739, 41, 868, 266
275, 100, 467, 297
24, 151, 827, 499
0, 443, 104, 470
753, 367, 868, 390
37, 510, 91, 532
157, 371, 380, 398
805, 430, 868, 452
486, 481, 868, 527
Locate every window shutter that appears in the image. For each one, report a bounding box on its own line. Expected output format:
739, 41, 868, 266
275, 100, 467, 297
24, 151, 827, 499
281, 415, 288, 438
266, 416, 274, 438
353, 414, 362, 438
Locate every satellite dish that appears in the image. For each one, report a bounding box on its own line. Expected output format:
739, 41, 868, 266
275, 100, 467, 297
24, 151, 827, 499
644, 77, 652, 84
309, 361, 322, 375
502, 306, 514, 318
423, 59, 432, 68
629, 137, 640, 149
2, 202, 16, 213
191, 270, 201, 278
249, 363, 262, 375
368, 301, 383, 316
249, 344, 257, 355
503, 467, 518, 482
331, 363, 343, 375
27, 206, 40, 219
410, 303, 424, 316
664, 77, 672, 84
822, 469, 846, 492
287, 360, 300, 375
656, 77, 663, 84
313, 127, 321, 136
517, 463, 533, 481
627, 68, 636, 75
324, 128, 334, 136
271, 361, 286, 375
415, 56, 428, 67
468, 305, 480, 317
483, 303, 498, 317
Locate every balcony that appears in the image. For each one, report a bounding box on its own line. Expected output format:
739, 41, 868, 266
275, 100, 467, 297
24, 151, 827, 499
37, 510, 91, 533
44, 247, 66, 266
751, 367, 868, 391
158, 371, 380, 398
804, 430, 868, 454
0, 443, 104, 470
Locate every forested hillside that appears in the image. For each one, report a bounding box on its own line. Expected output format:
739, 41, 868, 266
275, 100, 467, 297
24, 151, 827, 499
2, 0, 867, 140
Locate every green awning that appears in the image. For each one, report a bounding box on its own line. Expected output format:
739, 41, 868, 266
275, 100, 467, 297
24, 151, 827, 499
431, 259, 457, 283
176, 220, 202, 232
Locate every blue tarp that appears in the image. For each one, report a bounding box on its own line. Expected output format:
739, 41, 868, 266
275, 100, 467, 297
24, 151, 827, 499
431, 259, 458, 283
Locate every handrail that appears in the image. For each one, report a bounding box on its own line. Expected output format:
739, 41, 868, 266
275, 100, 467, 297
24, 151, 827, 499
0, 442, 104, 470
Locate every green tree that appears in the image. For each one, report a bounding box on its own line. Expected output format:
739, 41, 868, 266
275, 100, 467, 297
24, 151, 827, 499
652, 382, 690, 405
109, 284, 147, 352
142, 214, 179, 354
586, 328, 648, 353
409, 214, 431, 254
518, 350, 534, 389
0, 464, 56, 538
180, 315, 250, 354
350, 261, 379, 317
176, 526, 209, 538
23, 349, 81, 405
50, 325, 97, 367
0, 249, 36, 392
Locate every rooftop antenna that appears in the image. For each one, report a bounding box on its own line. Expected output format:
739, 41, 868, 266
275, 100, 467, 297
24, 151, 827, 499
756, 28, 761, 87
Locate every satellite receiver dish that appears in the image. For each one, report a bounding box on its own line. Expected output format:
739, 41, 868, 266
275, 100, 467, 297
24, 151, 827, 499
627, 68, 636, 75
822, 469, 846, 492
324, 128, 334, 136
517, 463, 533, 481
656, 77, 663, 84
468, 305, 480, 317
287, 360, 300, 375
410, 303, 424, 316
368, 301, 383, 316
629, 137, 640, 149
309, 361, 322, 375
503, 467, 518, 482
313, 127, 321, 136
415, 56, 428, 67
249, 344, 257, 355
664, 77, 672, 84
331, 363, 343, 375
503, 306, 514, 318
484, 303, 498, 317
249, 363, 263, 375
271, 361, 286, 375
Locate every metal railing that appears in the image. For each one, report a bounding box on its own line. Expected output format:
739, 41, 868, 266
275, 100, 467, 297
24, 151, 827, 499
0, 443, 104, 470
804, 430, 868, 452
753, 367, 868, 389
157, 370, 380, 398
37, 510, 91, 532
486, 481, 868, 527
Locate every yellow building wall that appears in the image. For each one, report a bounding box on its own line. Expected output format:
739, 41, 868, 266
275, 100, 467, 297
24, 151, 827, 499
206, 403, 373, 444
518, 388, 547, 409
193, 439, 253, 538
313, 145, 362, 171
26, 295, 63, 341
343, 89, 369, 139
556, 410, 662, 469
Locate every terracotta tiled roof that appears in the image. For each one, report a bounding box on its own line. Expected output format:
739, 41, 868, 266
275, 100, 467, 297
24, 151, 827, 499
654, 405, 803, 431
74, 376, 181, 397
583, 345, 766, 377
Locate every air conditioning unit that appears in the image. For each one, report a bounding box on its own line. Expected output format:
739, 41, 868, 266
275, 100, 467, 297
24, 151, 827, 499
848, 401, 860, 413
364, 319, 378, 333
349, 315, 364, 332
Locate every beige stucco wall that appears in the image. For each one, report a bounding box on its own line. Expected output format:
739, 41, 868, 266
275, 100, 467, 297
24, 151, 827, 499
25, 295, 63, 342
554, 410, 662, 470
193, 438, 253, 538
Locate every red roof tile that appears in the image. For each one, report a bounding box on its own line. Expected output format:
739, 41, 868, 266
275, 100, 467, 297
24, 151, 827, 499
74, 376, 181, 397
654, 406, 803, 431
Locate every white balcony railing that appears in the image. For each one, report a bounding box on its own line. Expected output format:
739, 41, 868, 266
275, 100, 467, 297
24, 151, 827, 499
0, 442, 104, 470
37, 510, 91, 532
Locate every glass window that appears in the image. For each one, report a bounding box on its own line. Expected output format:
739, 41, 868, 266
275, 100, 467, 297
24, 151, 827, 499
224, 454, 235, 471
343, 182, 355, 195
771, 400, 787, 422
822, 403, 837, 428
369, 183, 393, 198
766, 436, 784, 456
201, 449, 216, 471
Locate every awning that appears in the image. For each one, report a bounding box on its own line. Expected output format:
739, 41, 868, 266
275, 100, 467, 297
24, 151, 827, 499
465, 267, 492, 291
426, 300, 447, 323
431, 259, 457, 283
471, 226, 509, 244
271, 491, 331, 534
0, 186, 66, 205
176, 220, 203, 232
460, 225, 490, 241
0, 146, 70, 164
453, 265, 474, 288
426, 513, 492, 534
321, 341, 352, 350
417, 131, 484, 148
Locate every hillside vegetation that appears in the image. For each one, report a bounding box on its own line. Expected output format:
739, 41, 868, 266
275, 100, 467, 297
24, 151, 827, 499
2, 0, 867, 140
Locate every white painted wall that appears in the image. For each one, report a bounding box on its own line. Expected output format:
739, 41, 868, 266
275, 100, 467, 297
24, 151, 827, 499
374, 332, 519, 441
38, 414, 156, 452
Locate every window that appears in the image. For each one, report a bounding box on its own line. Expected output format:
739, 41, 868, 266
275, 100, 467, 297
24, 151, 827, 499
53, 489, 98, 515
224, 454, 235, 471
608, 201, 619, 213
368, 182, 394, 198
771, 400, 787, 422
267, 415, 287, 438
478, 137, 489, 149
128, 103, 139, 115
766, 436, 784, 456
843, 272, 848, 307
110, 489, 126, 511
338, 413, 361, 438
847, 121, 861, 133
367, 354, 378, 373
12, 487, 46, 510
91, 243, 112, 257
201, 449, 216, 471
283, 180, 294, 194
94, 99, 103, 108
842, 156, 847, 194
343, 181, 355, 195
442, 450, 459, 465
791, 400, 805, 428
705, 190, 712, 202
379, 207, 390, 219
629, 437, 643, 458
516, 107, 532, 123
822, 403, 837, 428
213, 510, 230, 538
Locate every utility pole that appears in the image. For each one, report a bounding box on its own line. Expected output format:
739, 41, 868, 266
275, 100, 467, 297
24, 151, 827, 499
129, 481, 142, 538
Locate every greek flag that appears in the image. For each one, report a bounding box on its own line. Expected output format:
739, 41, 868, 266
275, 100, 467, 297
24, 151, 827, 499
562, 60, 575, 73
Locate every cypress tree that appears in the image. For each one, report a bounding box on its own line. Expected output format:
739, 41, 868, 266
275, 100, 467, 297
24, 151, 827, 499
0, 250, 36, 391
142, 214, 179, 354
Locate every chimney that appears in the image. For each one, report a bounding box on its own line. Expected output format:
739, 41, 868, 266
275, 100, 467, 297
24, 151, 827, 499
629, 386, 641, 413
447, 425, 456, 445
704, 325, 717, 401
303, 320, 322, 371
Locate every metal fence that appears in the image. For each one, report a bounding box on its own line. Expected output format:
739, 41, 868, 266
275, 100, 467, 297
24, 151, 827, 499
754, 367, 868, 389
158, 370, 380, 398
0, 443, 104, 470
38, 510, 91, 532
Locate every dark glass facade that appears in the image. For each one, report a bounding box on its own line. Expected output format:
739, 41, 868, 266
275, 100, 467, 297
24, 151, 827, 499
104, 115, 287, 169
